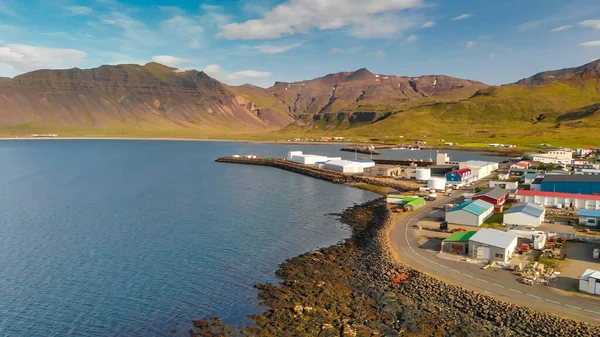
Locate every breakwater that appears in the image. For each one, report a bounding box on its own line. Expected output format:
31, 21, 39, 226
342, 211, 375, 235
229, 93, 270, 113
340, 147, 381, 155
372, 158, 433, 167
215, 156, 422, 191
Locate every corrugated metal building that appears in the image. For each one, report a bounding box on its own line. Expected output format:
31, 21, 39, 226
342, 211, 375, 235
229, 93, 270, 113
579, 269, 600, 295
445, 200, 495, 227
459, 160, 498, 180
541, 175, 600, 194
468, 228, 519, 263
472, 187, 508, 212
363, 165, 402, 177
324, 159, 375, 173
441, 231, 476, 255
516, 190, 600, 210
503, 203, 546, 227
578, 209, 600, 227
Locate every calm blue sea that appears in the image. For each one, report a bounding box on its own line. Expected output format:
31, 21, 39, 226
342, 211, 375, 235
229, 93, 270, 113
0, 140, 506, 336
0, 140, 380, 337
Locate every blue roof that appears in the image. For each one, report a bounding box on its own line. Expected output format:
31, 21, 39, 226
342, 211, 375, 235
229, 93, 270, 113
505, 203, 545, 218
522, 173, 538, 179
578, 209, 600, 218
449, 200, 494, 216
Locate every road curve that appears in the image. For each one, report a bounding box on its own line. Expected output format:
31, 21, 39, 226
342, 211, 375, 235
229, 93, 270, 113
388, 192, 600, 324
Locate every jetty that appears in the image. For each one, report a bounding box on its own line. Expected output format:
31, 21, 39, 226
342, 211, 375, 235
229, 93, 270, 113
373, 158, 433, 167
216, 156, 421, 191
340, 147, 381, 155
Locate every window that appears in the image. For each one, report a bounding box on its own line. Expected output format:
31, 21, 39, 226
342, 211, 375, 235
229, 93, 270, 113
495, 253, 503, 258
588, 218, 597, 225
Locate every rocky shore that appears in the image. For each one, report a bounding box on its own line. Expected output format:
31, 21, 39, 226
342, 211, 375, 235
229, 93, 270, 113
189, 198, 599, 337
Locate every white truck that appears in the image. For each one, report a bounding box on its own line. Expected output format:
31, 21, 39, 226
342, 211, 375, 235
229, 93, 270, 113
594, 248, 599, 259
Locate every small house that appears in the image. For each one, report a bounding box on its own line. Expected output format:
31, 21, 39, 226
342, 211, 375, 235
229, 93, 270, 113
472, 187, 508, 212
446, 168, 473, 183
489, 180, 519, 191
403, 197, 426, 211
445, 200, 495, 227
579, 269, 600, 295
521, 173, 539, 185
441, 231, 476, 255
468, 228, 519, 263
503, 202, 546, 227
578, 209, 600, 227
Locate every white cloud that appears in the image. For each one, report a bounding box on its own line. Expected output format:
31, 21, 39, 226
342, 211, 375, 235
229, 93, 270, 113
200, 4, 231, 26
218, 0, 422, 40
421, 21, 435, 28
330, 47, 343, 54
406, 34, 417, 43
348, 13, 415, 38
256, 42, 303, 54
101, 12, 159, 45
203, 63, 273, 86
550, 25, 573, 32
451, 14, 471, 21
465, 40, 475, 48
162, 15, 204, 49
152, 55, 192, 67
66, 6, 93, 16
0, 44, 87, 76
580, 20, 600, 30
580, 40, 600, 47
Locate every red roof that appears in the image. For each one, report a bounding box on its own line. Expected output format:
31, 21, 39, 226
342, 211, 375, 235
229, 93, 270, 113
454, 168, 471, 177
516, 190, 600, 201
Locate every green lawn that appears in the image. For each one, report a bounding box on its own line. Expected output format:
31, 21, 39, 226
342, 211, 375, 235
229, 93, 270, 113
482, 212, 504, 228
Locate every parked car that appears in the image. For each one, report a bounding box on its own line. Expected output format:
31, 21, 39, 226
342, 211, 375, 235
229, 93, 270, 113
567, 220, 576, 226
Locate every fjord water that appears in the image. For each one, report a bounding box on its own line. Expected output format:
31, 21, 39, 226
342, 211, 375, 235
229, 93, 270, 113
0, 140, 379, 336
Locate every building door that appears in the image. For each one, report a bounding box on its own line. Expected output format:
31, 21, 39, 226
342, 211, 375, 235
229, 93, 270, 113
476, 246, 491, 259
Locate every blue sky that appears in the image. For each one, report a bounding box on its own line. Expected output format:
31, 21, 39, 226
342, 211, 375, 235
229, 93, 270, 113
1, 0, 600, 87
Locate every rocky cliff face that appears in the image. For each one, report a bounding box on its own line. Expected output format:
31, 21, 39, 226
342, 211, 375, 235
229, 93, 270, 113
0, 62, 293, 131
266, 68, 488, 122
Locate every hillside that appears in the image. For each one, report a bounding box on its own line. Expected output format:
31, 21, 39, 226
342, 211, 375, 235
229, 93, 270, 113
266, 68, 488, 124
516, 59, 600, 85
0, 62, 293, 136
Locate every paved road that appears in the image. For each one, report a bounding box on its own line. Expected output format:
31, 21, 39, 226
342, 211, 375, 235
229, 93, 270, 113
389, 191, 600, 324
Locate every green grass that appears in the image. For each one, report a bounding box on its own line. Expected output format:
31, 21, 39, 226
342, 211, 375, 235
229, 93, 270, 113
482, 212, 504, 228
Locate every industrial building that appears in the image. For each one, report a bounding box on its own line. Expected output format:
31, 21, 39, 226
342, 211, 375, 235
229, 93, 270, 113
446, 168, 473, 184
468, 228, 519, 263
459, 160, 499, 180
363, 165, 402, 177
530, 150, 573, 165
578, 209, 600, 227
541, 175, 600, 194
386, 195, 426, 211
472, 187, 508, 212
489, 180, 519, 191
323, 159, 375, 173
503, 203, 546, 227
446, 200, 495, 227
287, 151, 341, 165
427, 177, 447, 191
579, 269, 600, 295
515, 190, 600, 210
441, 231, 476, 255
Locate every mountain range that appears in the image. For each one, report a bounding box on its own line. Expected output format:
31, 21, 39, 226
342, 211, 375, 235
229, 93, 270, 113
1, 59, 600, 146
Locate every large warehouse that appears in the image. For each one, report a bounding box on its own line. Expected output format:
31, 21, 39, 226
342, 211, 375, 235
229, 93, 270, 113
468, 228, 519, 263
446, 200, 494, 227
459, 160, 499, 180
323, 159, 375, 173
516, 190, 600, 210
503, 203, 546, 227
541, 175, 600, 194
287, 151, 341, 165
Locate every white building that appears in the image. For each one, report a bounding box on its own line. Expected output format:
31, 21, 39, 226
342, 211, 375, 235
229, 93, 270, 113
436, 153, 449, 165
530, 150, 573, 165
459, 160, 498, 180
503, 202, 546, 227
515, 190, 600, 210
489, 180, 519, 191
579, 269, 600, 295
468, 228, 519, 263
323, 159, 375, 173
445, 200, 495, 227
576, 148, 595, 157
287, 151, 341, 165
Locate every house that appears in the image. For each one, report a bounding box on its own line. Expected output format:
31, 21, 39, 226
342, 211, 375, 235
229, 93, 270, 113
324, 159, 375, 173
445, 200, 495, 227
510, 161, 530, 171
579, 269, 600, 295
386, 195, 426, 211
489, 180, 519, 191
472, 187, 508, 211
576, 148, 595, 157
515, 190, 600, 210
288, 151, 341, 165
363, 165, 402, 177
521, 173, 539, 184
441, 231, 476, 255
541, 175, 600, 194
446, 168, 473, 183
459, 160, 498, 180
503, 203, 546, 227
468, 228, 519, 263
531, 178, 543, 191
572, 159, 590, 166
578, 209, 600, 227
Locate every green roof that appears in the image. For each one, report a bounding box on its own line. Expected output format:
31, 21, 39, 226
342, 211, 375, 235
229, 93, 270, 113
405, 198, 426, 206
443, 231, 477, 242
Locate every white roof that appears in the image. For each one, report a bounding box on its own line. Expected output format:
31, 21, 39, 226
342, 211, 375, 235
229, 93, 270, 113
581, 269, 600, 281
469, 228, 518, 249
325, 159, 364, 167
463, 160, 497, 167
294, 154, 328, 159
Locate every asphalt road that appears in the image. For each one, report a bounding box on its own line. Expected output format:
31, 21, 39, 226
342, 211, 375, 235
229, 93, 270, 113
389, 190, 600, 324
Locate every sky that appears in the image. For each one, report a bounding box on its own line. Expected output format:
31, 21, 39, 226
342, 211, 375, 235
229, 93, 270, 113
1, 0, 600, 87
